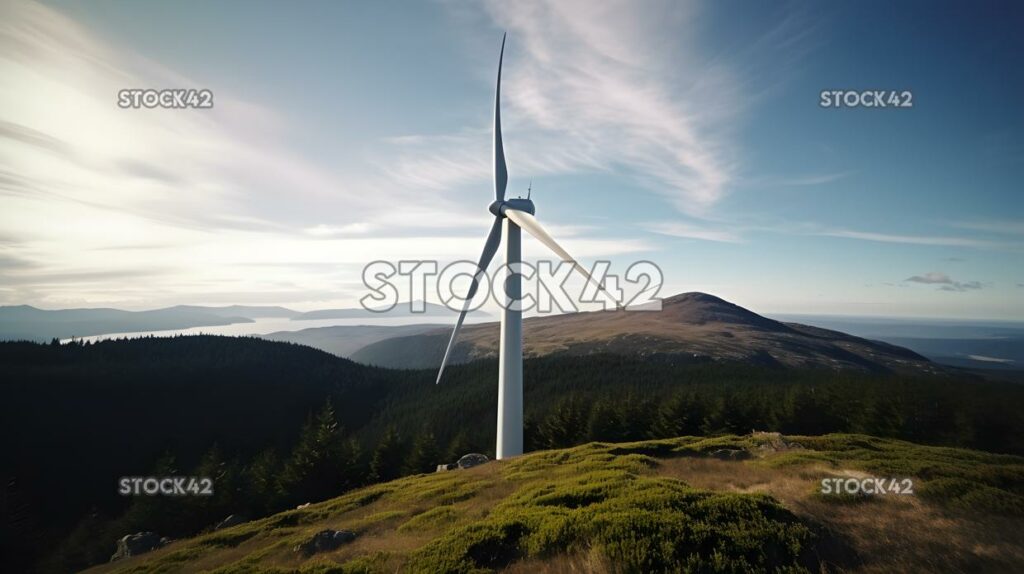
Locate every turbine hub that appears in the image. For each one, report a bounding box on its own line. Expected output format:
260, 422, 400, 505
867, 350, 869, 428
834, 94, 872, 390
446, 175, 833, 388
489, 198, 535, 217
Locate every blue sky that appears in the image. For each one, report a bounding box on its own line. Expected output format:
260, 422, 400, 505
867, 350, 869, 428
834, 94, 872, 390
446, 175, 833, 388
0, 0, 1021, 318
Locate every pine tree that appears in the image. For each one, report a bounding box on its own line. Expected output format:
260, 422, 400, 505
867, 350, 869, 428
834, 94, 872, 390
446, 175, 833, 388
587, 398, 623, 442
245, 449, 282, 515
652, 392, 706, 438
279, 401, 348, 505
405, 430, 441, 475
445, 430, 473, 462
370, 427, 407, 482
541, 397, 587, 448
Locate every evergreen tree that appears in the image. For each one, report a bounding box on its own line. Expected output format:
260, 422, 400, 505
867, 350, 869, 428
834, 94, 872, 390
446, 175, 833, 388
540, 396, 587, 448
445, 430, 473, 462
405, 430, 441, 475
864, 398, 903, 437
245, 449, 282, 516
279, 401, 349, 505
587, 399, 624, 442
652, 392, 706, 438
370, 427, 407, 482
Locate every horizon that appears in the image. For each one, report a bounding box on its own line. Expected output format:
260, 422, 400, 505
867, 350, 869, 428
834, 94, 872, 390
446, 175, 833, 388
1, 1, 1022, 320
8, 290, 1024, 325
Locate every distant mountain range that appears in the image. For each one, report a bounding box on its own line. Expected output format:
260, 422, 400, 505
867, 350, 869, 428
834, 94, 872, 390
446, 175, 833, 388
0, 301, 472, 342
0, 305, 258, 341
291, 301, 471, 320
350, 292, 939, 374
263, 324, 446, 357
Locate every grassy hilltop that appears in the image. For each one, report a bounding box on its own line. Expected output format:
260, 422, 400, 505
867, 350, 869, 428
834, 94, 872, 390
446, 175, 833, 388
89, 433, 1024, 574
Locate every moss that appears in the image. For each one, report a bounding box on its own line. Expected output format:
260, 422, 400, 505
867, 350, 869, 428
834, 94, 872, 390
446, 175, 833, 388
110, 433, 1024, 573
398, 505, 461, 532
407, 471, 816, 573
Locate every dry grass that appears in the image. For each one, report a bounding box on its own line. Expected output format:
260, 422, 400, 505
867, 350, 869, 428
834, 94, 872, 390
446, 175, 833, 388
656, 456, 1024, 573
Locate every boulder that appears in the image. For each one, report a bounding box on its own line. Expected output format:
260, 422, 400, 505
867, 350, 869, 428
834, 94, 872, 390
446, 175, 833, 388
293, 529, 357, 555
708, 448, 752, 461
457, 453, 489, 469
110, 531, 166, 561
752, 431, 804, 452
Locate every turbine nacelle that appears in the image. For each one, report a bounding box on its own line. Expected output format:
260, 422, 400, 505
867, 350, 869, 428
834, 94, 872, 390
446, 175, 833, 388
488, 198, 536, 218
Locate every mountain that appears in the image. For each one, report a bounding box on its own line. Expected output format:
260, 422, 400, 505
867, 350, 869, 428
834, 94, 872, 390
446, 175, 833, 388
0, 305, 253, 341
292, 301, 483, 321
263, 324, 446, 357
168, 304, 300, 319
351, 292, 937, 374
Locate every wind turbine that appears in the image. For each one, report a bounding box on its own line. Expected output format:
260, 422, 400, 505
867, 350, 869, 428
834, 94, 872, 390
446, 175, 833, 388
435, 34, 617, 460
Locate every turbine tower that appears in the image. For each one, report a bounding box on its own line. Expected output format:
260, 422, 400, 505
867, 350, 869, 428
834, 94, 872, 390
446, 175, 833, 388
435, 34, 616, 459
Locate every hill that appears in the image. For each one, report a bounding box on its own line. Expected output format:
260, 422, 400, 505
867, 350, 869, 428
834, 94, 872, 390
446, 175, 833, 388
292, 301, 486, 321
0, 304, 304, 341
263, 324, 445, 358
351, 292, 937, 374
85, 434, 1024, 573
0, 305, 256, 341
4, 336, 1023, 572
168, 305, 300, 319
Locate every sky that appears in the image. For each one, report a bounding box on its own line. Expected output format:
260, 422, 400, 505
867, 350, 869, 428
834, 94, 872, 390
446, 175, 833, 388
0, 0, 1022, 319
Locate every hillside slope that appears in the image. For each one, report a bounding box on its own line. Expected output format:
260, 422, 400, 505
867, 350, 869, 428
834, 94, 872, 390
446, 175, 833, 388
352, 293, 937, 374
88, 433, 1024, 573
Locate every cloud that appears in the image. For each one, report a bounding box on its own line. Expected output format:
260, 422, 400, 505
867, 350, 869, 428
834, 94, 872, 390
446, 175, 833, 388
402, 0, 745, 216
819, 229, 1004, 249
746, 171, 853, 187
647, 221, 742, 243
904, 272, 984, 292
905, 272, 953, 285
952, 220, 1024, 235
0, 1, 643, 308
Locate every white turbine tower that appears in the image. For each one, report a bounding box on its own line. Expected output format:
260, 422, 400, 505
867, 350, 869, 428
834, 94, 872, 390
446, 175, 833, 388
435, 34, 617, 460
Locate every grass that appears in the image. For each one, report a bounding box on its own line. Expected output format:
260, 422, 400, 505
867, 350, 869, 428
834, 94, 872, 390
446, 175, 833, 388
88, 434, 1024, 574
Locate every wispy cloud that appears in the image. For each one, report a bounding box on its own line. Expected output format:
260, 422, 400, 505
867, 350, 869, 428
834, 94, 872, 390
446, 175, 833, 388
647, 221, 742, 243
819, 229, 1004, 249
401, 0, 745, 216
952, 220, 1024, 236
745, 171, 854, 187
0, 1, 645, 308
904, 272, 983, 292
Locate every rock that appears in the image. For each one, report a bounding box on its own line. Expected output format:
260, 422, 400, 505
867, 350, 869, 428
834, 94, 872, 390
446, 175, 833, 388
214, 514, 245, 530
435, 463, 458, 472
293, 529, 357, 555
110, 531, 166, 561
457, 453, 489, 469
752, 431, 804, 452
296, 502, 311, 509
708, 448, 752, 461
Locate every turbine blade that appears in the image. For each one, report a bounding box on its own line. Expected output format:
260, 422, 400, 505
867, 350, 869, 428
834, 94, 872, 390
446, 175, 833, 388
493, 33, 508, 202
503, 208, 621, 308
436, 216, 503, 384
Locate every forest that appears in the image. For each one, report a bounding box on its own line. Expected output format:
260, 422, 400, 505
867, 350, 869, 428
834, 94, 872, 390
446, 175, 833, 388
2, 336, 1022, 572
